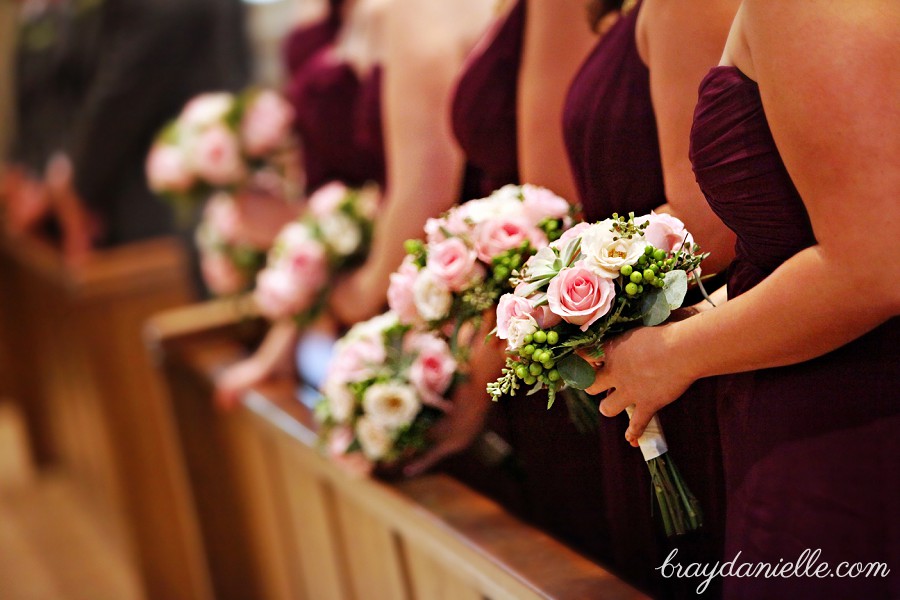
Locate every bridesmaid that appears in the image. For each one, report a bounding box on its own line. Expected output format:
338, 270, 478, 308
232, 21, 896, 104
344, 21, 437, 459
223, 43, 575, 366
589, 1, 899, 598
216, 0, 390, 406
402, 0, 608, 535
559, 0, 737, 595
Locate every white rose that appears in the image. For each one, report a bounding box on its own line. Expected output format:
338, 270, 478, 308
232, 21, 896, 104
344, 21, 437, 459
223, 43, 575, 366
506, 315, 539, 351
180, 93, 234, 131
412, 271, 452, 322
320, 212, 362, 257
579, 220, 648, 278
363, 381, 421, 430
322, 379, 356, 424
355, 416, 393, 461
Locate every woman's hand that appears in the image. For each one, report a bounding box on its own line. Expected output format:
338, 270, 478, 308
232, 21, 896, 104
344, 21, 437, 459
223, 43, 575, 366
582, 324, 696, 446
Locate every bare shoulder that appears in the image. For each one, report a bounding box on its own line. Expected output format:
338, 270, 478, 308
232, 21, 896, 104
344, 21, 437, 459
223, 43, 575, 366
386, 0, 494, 55
639, 0, 741, 67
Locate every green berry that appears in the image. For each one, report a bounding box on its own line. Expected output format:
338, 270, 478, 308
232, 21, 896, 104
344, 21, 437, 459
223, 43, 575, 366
625, 282, 638, 295
524, 375, 537, 386
644, 246, 655, 256
529, 363, 543, 376
533, 330, 547, 344
637, 285, 644, 294
542, 359, 555, 370
650, 264, 660, 273
653, 249, 667, 261
546, 219, 559, 231
523, 334, 533, 345
620, 264, 634, 277
638, 255, 648, 266
629, 271, 643, 284
547, 369, 561, 382
546, 331, 559, 345
643, 269, 656, 283
523, 344, 535, 356
515, 365, 528, 379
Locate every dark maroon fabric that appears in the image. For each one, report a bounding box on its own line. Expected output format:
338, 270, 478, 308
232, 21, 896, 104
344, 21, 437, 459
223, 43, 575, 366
562, 3, 727, 597
282, 6, 340, 76
691, 65, 900, 599
563, 3, 663, 221
286, 41, 385, 193
450, 0, 523, 198
443, 0, 610, 551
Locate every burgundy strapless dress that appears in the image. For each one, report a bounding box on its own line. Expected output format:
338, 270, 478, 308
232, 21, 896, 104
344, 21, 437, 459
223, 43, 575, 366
449, 0, 612, 564
286, 43, 386, 193
563, 2, 726, 596
691, 65, 900, 600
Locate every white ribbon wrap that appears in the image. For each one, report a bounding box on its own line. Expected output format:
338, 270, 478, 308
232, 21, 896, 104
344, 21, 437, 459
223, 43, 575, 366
626, 406, 668, 461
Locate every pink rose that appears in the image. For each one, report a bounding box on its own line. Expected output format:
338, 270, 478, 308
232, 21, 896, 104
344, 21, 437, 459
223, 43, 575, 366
636, 212, 693, 253
327, 337, 384, 385
531, 304, 563, 329
308, 181, 350, 218
520, 184, 570, 223
192, 125, 246, 186
201, 252, 247, 296
146, 143, 193, 193
253, 266, 314, 319
496, 294, 534, 340
202, 193, 242, 244
425, 237, 483, 292
552, 221, 592, 248
240, 90, 294, 157
547, 267, 616, 331
405, 333, 456, 409
424, 210, 469, 245
283, 238, 328, 290
387, 256, 421, 325
474, 217, 548, 263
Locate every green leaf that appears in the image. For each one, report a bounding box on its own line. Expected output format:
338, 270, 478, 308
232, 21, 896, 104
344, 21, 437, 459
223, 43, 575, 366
662, 270, 688, 309
641, 288, 672, 326
558, 354, 596, 391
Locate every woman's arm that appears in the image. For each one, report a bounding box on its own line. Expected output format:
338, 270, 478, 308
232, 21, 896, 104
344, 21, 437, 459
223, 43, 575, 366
636, 0, 738, 274
329, 0, 494, 325
590, 0, 900, 444
517, 0, 596, 201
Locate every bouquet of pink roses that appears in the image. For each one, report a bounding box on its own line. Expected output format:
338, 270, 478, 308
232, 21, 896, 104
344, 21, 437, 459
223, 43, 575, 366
316, 312, 458, 472
146, 89, 298, 214
487, 212, 708, 537
195, 192, 268, 296
253, 182, 379, 323
387, 184, 574, 352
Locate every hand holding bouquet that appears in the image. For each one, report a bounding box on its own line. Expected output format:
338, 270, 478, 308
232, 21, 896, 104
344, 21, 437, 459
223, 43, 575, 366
387, 184, 574, 352
488, 212, 708, 536
253, 182, 379, 323
317, 312, 458, 472
146, 89, 298, 214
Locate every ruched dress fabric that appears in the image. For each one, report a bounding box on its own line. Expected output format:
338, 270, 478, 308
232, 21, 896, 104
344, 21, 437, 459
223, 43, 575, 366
449, 0, 612, 563
562, 2, 726, 597
285, 1, 385, 194
690, 65, 900, 600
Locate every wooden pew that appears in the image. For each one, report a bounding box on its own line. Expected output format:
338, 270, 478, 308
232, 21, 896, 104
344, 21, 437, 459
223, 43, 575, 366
149, 301, 650, 600
0, 233, 214, 600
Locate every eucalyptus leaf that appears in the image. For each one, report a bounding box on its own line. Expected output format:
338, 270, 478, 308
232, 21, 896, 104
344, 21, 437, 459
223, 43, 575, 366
558, 354, 597, 391
641, 288, 672, 326
663, 270, 688, 309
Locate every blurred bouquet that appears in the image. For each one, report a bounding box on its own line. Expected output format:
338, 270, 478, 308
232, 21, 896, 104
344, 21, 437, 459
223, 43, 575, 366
487, 212, 708, 536
316, 312, 458, 472
387, 184, 574, 352
253, 182, 379, 323
196, 192, 268, 296
146, 89, 298, 214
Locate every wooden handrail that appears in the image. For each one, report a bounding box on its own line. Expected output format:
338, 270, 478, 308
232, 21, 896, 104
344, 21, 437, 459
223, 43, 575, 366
149, 300, 650, 600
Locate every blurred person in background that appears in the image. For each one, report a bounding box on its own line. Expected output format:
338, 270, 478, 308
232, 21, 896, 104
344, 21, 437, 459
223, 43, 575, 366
2, 0, 250, 258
